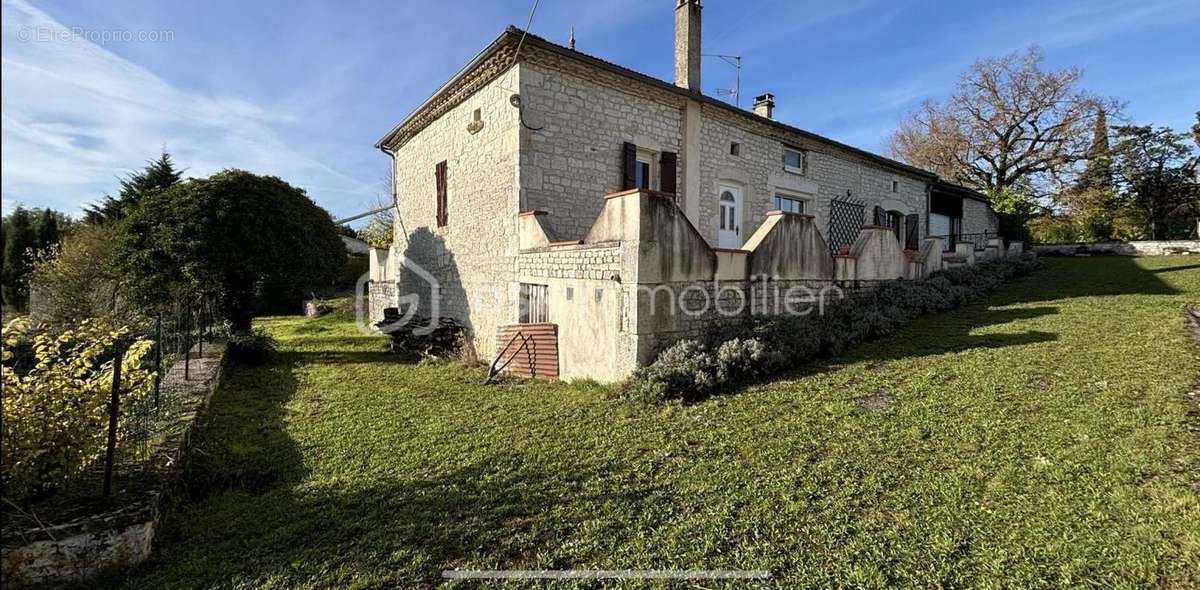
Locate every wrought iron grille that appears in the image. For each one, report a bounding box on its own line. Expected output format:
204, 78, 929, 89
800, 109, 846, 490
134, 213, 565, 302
828, 197, 866, 252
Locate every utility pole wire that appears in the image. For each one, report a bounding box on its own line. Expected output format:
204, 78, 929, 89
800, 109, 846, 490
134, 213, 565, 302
511, 0, 542, 67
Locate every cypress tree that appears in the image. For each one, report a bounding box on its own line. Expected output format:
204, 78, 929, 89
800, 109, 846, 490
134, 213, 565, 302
2, 207, 38, 308
1076, 108, 1113, 193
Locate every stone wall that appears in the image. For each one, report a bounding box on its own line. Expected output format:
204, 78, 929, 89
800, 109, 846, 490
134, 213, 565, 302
517, 47, 935, 247
512, 242, 626, 380
367, 281, 397, 326
518, 50, 685, 239
390, 66, 522, 358
517, 243, 622, 280
695, 104, 931, 248
1033, 240, 1200, 256
962, 197, 998, 236
378, 40, 1004, 375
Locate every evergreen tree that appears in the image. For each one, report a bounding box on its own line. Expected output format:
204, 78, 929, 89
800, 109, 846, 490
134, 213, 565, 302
84, 152, 183, 223
2, 207, 39, 308
1075, 108, 1114, 193
35, 208, 62, 252
1113, 124, 1198, 240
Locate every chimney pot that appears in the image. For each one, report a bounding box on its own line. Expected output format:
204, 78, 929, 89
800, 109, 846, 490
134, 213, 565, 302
753, 93, 775, 119
674, 0, 702, 91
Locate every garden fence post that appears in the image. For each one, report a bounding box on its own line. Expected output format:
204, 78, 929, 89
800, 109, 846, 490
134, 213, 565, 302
198, 298, 204, 358
154, 313, 162, 410
103, 339, 124, 499
184, 304, 191, 381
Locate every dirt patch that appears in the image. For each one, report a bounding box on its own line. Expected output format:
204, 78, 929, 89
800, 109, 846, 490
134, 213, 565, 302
857, 389, 896, 413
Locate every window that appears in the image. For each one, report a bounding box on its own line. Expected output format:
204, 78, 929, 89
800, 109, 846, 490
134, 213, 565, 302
435, 160, 448, 227
730, 142, 741, 156
634, 147, 657, 190
634, 158, 651, 189
719, 190, 736, 230
519, 283, 548, 324
782, 147, 805, 174
891, 179, 899, 193
773, 194, 807, 214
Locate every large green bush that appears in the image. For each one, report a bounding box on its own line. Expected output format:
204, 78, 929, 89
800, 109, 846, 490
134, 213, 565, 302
623, 254, 1042, 403
117, 170, 346, 330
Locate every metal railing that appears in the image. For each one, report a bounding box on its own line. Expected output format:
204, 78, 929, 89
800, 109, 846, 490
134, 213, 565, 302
929, 231, 998, 252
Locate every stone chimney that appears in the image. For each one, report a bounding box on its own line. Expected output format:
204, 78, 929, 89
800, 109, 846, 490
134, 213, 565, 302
674, 0, 701, 91
753, 93, 775, 119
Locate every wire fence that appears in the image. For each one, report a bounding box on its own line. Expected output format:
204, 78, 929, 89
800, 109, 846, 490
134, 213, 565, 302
104, 295, 222, 494
2, 295, 224, 527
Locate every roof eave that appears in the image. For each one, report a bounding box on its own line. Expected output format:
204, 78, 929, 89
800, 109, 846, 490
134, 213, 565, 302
375, 26, 521, 150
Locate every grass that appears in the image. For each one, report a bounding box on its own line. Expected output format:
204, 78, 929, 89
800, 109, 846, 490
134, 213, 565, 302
109, 257, 1200, 589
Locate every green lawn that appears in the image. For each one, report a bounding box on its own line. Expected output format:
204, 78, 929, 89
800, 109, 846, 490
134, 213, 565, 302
113, 257, 1200, 589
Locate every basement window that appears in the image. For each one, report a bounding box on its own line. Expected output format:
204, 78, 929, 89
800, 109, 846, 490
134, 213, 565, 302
782, 147, 806, 175
773, 194, 807, 214
519, 283, 549, 324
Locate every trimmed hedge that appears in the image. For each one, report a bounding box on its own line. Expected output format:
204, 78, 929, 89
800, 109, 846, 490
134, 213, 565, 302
622, 253, 1043, 403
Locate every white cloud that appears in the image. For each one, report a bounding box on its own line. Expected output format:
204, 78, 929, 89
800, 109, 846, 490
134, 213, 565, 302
0, 0, 378, 216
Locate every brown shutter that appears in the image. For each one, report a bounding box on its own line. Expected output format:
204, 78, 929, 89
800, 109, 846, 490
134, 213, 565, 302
621, 142, 637, 190
659, 151, 677, 194
435, 160, 448, 227
905, 213, 920, 250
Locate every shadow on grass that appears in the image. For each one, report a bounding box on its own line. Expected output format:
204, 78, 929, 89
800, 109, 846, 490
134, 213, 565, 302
106, 348, 629, 589
995, 256, 1179, 304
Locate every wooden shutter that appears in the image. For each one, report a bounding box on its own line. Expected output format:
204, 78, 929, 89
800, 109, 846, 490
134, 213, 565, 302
905, 213, 920, 250
622, 142, 637, 190
659, 151, 677, 195
872, 205, 885, 226
435, 160, 447, 227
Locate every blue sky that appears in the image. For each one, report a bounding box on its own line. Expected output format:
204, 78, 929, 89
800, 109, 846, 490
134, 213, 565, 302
3, 0, 1197, 222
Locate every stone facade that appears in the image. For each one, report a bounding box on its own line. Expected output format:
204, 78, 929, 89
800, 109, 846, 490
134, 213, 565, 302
514, 45, 934, 247
518, 51, 685, 239
694, 104, 929, 248
373, 28, 1001, 380
386, 66, 522, 357
962, 197, 998, 236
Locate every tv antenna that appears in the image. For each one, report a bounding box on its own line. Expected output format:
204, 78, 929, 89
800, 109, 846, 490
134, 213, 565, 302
703, 53, 742, 107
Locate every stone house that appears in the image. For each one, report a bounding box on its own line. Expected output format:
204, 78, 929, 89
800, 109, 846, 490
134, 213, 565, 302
370, 1, 1001, 382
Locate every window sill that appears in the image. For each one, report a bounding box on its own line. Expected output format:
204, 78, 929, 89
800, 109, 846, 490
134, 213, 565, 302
783, 165, 805, 176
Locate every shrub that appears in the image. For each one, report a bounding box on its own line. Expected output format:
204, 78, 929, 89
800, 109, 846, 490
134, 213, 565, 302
28, 223, 139, 331
622, 340, 717, 403
118, 170, 346, 330
2, 318, 155, 503
624, 254, 1042, 403
227, 328, 277, 365
716, 338, 769, 384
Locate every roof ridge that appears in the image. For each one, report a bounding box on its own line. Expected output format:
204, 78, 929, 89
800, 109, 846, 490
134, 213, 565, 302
378, 25, 937, 181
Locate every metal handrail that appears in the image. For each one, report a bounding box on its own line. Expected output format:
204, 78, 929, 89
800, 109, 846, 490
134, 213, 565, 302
485, 331, 532, 384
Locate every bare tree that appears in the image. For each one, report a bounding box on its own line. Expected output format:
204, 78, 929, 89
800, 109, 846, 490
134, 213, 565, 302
889, 47, 1119, 197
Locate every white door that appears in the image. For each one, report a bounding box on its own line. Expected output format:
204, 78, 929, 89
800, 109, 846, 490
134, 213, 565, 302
718, 186, 742, 248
